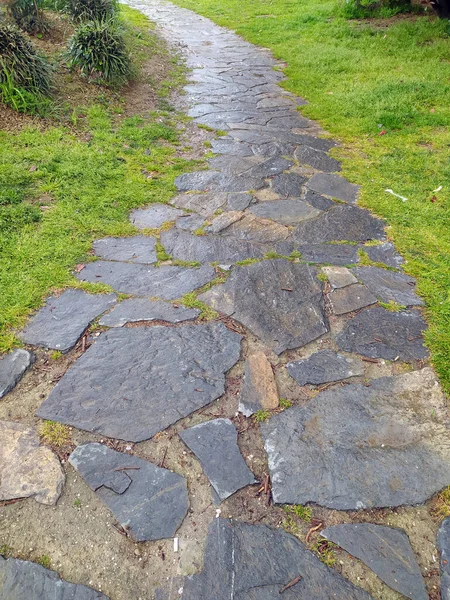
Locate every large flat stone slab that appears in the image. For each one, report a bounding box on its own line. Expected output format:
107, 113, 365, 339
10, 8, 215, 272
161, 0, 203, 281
0, 557, 108, 599
352, 266, 423, 306
239, 351, 279, 416
437, 517, 450, 600
298, 243, 359, 265
336, 306, 428, 361
294, 205, 385, 244
287, 350, 364, 386
69, 443, 188, 541
363, 241, 404, 268
180, 419, 256, 501
199, 259, 328, 354
262, 368, 450, 508
249, 199, 321, 225
93, 236, 157, 264
295, 145, 341, 172
217, 213, 290, 243
98, 299, 199, 327
307, 173, 359, 202
322, 524, 427, 600
37, 324, 242, 442
20, 290, 117, 353
76, 261, 215, 300
0, 420, 64, 505
0, 349, 35, 398
270, 172, 307, 197
322, 265, 358, 288
130, 204, 184, 229
328, 283, 377, 315
161, 519, 372, 600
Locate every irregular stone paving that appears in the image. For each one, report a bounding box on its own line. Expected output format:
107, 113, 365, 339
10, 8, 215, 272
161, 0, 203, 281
7, 0, 446, 596
0, 349, 34, 398
262, 368, 450, 509
322, 524, 428, 600
69, 443, 188, 541
156, 519, 373, 599
179, 419, 256, 501
0, 557, 109, 599
0, 421, 64, 505
37, 324, 242, 442
437, 518, 450, 599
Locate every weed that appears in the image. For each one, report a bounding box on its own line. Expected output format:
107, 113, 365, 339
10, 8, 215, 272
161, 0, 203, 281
171, 259, 201, 267
284, 504, 312, 522
40, 421, 71, 447
37, 555, 51, 568
252, 409, 271, 422
236, 258, 259, 266
379, 300, 406, 312
317, 272, 328, 282
50, 350, 62, 359
155, 241, 172, 261
180, 292, 218, 319
432, 486, 450, 519
311, 538, 337, 567
73, 498, 82, 508
0, 545, 12, 557
279, 398, 293, 409
193, 227, 207, 236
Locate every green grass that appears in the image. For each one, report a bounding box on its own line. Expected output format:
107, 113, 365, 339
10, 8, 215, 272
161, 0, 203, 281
169, 0, 450, 395
0, 8, 192, 353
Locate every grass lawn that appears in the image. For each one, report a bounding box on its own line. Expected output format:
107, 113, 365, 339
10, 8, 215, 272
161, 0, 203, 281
0, 6, 193, 352
169, 0, 450, 394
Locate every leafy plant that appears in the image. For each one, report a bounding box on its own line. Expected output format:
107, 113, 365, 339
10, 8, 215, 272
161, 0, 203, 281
40, 420, 71, 447
0, 24, 52, 95
341, 0, 415, 18
253, 410, 271, 423
284, 504, 312, 522
0, 63, 52, 114
67, 19, 130, 86
66, 0, 117, 21
6, 0, 50, 35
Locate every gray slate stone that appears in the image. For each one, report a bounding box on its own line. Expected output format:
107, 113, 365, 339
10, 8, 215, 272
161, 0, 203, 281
37, 324, 242, 442
303, 189, 336, 211
437, 517, 450, 600
69, 443, 188, 541
162, 519, 372, 600
295, 146, 341, 172
76, 261, 214, 300
199, 259, 328, 355
287, 350, 364, 386
20, 290, 117, 353
363, 242, 404, 269
0, 349, 35, 398
322, 266, 358, 288
298, 243, 359, 265
175, 171, 221, 192
175, 213, 205, 231
307, 173, 359, 203
172, 192, 229, 217
328, 283, 377, 315
337, 306, 428, 361
226, 192, 254, 211
294, 206, 385, 244
263, 368, 449, 509
352, 266, 423, 306
270, 172, 307, 197
249, 199, 321, 225
179, 419, 256, 500
210, 139, 254, 156
98, 299, 199, 327
0, 557, 108, 600
130, 204, 184, 229
93, 236, 157, 264
322, 524, 427, 600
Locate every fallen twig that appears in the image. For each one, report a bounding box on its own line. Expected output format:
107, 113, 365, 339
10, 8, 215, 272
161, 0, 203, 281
306, 521, 323, 543
114, 466, 140, 472
361, 357, 379, 363
279, 575, 302, 594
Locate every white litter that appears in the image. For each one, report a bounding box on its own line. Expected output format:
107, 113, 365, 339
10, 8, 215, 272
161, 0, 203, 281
385, 189, 407, 202
173, 537, 179, 552
433, 186, 443, 193
215, 508, 222, 519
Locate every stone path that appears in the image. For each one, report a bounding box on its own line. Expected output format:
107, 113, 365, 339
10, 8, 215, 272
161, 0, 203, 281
1, 0, 449, 598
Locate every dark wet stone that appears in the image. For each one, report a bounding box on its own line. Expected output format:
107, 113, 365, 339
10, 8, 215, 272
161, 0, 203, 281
328, 283, 377, 315
210, 138, 254, 156
268, 115, 312, 129
76, 261, 215, 300
161, 228, 291, 263
208, 155, 263, 175
251, 140, 296, 158
322, 266, 358, 288
175, 171, 221, 192
199, 259, 328, 354
226, 192, 253, 211
303, 189, 336, 211
291, 134, 337, 152
262, 368, 450, 508
298, 243, 359, 265
0, 557, 108, 599
99, 299, 199, 327
93, 236, 157, 264
337, 306, 428, 361
180, 419, 256, 500
307, 173, 359, 202
322, 524, 427, 600
212, 173, 266, 193
295, 146, 341, 173
287, 350, 364, 386
352, 266, 423, 306
175, 213, 205, 231
162, 519, 372, 600
437, 518, 450, 600
270, 172, 308, 197
0, 349, 35, 398
20, 290, 117, 353
249, 199, 321, 225
172, 192, 228, 217
37, 324, 242, 442
293, 205, 385, 243
244, 156, 293, 178
69, 443, 188, 542
130, 204, 184, 229
363, 242, 404, 269
220, 213, 290, 242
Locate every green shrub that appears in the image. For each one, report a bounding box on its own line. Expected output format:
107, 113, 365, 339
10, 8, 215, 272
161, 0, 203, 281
0, 24, 52, 95
341, 0, 415, 18
67, 19, 130, 86
66, 0, 117, 22
6, 0, 50, 34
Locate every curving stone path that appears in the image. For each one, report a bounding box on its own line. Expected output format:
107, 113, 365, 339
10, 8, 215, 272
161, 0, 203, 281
2, 0, 448, 598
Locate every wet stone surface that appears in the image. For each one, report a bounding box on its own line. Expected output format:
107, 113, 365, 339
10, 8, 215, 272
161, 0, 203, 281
37, 324, 242, 442
363, 241, 404, 268
307, 173, 359, 203
298, 243, 359, 266
287, 350, 364, 386
92, 236, 157, 264
322, 265, 358, 288
130, 204, 184, 229
263, 368, 450, 509
98, 298, 199, 327
20, 290, 117, 353
352, 265, 423, 306
322, 524, 428, 600
0, 349, 34, 398
69, 443, 188, 542
0, 557, 109, 600
328, 283, 377, 315
179, 419, 256, 501
270, 172, 307, 197
437, 518, 450, 600
199, 259, 328, 354
249, 199, 321, 225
